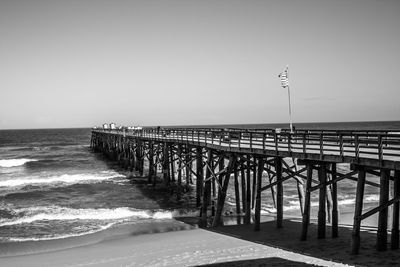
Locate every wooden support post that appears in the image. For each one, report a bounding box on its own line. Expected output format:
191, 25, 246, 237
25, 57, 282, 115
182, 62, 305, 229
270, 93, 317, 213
196, 147, 203, 207
125, 145, 131, 170
163, 143, 170, 185
130, 147, 135, 172
185, 147, 191, 185
211, 156, 217, 217
301, 164, 313, 241
148, 142, 154, 183
135, 142, 140, 172
139, 146, 144, 176
252, 157, 257, 209
391, 170, 400, 250
318, 163, 327, 239
241, 166, 246, 214
201, 150, 213, 226
130, 148, 136, 172
276, 157, 283, 228
212, 155, 236, 227
177, 145, 182, 201
326, 164, 333, 224
245, 155, 251, 224
254, 157, 264, 231
377, 169, 390, 251
296, 171, 305, 215
234, 161, 241, 216
170, 146, 175, 183
331, 163, 339, 238
189, 160, 193, 184
351, 167, 366, 254
153, 160, 157, 187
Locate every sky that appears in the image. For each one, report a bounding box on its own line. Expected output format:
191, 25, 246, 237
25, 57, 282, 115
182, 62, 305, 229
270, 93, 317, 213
1, 0, 399, 129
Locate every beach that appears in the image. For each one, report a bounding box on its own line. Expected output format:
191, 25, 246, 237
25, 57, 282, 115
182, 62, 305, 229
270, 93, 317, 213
0, 224, 347, 267
1, 218, 399, 267
1, 125, 400, 266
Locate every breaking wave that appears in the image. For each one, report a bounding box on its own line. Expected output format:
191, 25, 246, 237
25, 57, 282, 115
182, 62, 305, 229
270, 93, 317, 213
0, 159, 38, 168
0, 205, 176, 227
0, 172, 124, 188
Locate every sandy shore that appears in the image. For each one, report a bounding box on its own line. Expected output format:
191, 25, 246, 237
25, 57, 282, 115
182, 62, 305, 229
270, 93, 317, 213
1, 218, 399, 267
0, 226, 343, 267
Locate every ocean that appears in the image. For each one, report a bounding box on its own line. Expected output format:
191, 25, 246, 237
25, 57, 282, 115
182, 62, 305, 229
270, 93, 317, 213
0, 121, 399, 255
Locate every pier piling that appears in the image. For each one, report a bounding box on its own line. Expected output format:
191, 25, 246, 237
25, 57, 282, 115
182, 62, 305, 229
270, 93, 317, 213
91, 126, 400, 254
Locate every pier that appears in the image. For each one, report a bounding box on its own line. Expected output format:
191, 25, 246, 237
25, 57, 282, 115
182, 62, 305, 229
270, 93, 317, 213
90, 127, 400, 254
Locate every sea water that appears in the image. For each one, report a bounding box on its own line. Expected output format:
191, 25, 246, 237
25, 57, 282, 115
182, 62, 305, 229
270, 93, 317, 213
0, 122, 399, 254
0, 128, 198, 256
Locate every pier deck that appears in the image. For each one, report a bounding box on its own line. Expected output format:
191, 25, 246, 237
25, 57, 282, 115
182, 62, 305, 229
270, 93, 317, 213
91, 127, 400, 254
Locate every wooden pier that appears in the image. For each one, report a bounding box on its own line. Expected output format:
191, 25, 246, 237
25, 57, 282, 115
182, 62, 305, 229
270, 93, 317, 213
90, 127, 400, 254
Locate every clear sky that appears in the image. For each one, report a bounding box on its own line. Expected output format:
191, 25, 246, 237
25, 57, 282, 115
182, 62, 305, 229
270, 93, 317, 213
1, 0, 399, 129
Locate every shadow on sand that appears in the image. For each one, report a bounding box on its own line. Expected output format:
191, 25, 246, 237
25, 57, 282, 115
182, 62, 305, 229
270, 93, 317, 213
203, 219, 400, 267
198, 257, 318, 266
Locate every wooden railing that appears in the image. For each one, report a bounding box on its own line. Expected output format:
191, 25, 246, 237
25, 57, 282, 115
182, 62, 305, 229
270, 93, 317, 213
93, 128, 400, 165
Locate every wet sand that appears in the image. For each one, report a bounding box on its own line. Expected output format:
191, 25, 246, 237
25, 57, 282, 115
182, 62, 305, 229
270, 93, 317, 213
0, 226, 349, 267
2, 216, 399, 267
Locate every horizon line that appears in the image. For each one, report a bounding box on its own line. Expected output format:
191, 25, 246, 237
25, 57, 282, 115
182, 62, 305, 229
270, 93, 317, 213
1, 119, 400, 131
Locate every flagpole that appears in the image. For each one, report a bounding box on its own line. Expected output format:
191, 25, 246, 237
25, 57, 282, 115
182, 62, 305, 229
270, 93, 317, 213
286, 65, 293, 133
287, 84, 293, 133
279, 65, 293, 133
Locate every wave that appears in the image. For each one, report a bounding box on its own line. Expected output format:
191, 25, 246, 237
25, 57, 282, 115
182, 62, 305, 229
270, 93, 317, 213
0, 158, 38, 168
0, 172, 124, 188
6, 222, 115, 242
257, 193, 382, 215
0, 146, 31, 152
31, 144, 89, 151
0, 206, 174, 227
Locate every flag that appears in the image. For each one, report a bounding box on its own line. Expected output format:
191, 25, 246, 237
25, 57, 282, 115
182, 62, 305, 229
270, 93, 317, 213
278, 66, 289, 88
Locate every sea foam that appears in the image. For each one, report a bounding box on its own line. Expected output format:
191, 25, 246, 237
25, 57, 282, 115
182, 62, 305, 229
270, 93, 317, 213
0, 206, 174, 227
6, 222, 115, 242
0, 173, 123, 188
0, 159, 38, 168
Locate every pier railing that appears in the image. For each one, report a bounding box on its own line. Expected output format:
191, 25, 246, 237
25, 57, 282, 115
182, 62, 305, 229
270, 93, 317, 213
91, 127, 400, 253
93, 128, 400, 168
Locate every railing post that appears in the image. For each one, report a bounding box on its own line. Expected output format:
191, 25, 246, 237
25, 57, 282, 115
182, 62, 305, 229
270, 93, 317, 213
319, 133, 323, 160
262, 133, 266, 151
250, 132, 253, 150
378, 135, 383, 164
339, 133, 344, 158
229, 132, 232, 150
355, 134, 359, 160
180, 129, 183, 142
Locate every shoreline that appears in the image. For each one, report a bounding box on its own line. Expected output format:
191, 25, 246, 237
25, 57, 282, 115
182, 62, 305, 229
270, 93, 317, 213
0, 224, 348, 267
1, 213, 399, 266
1, 217, 399, 267
0, 204, 385, 258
